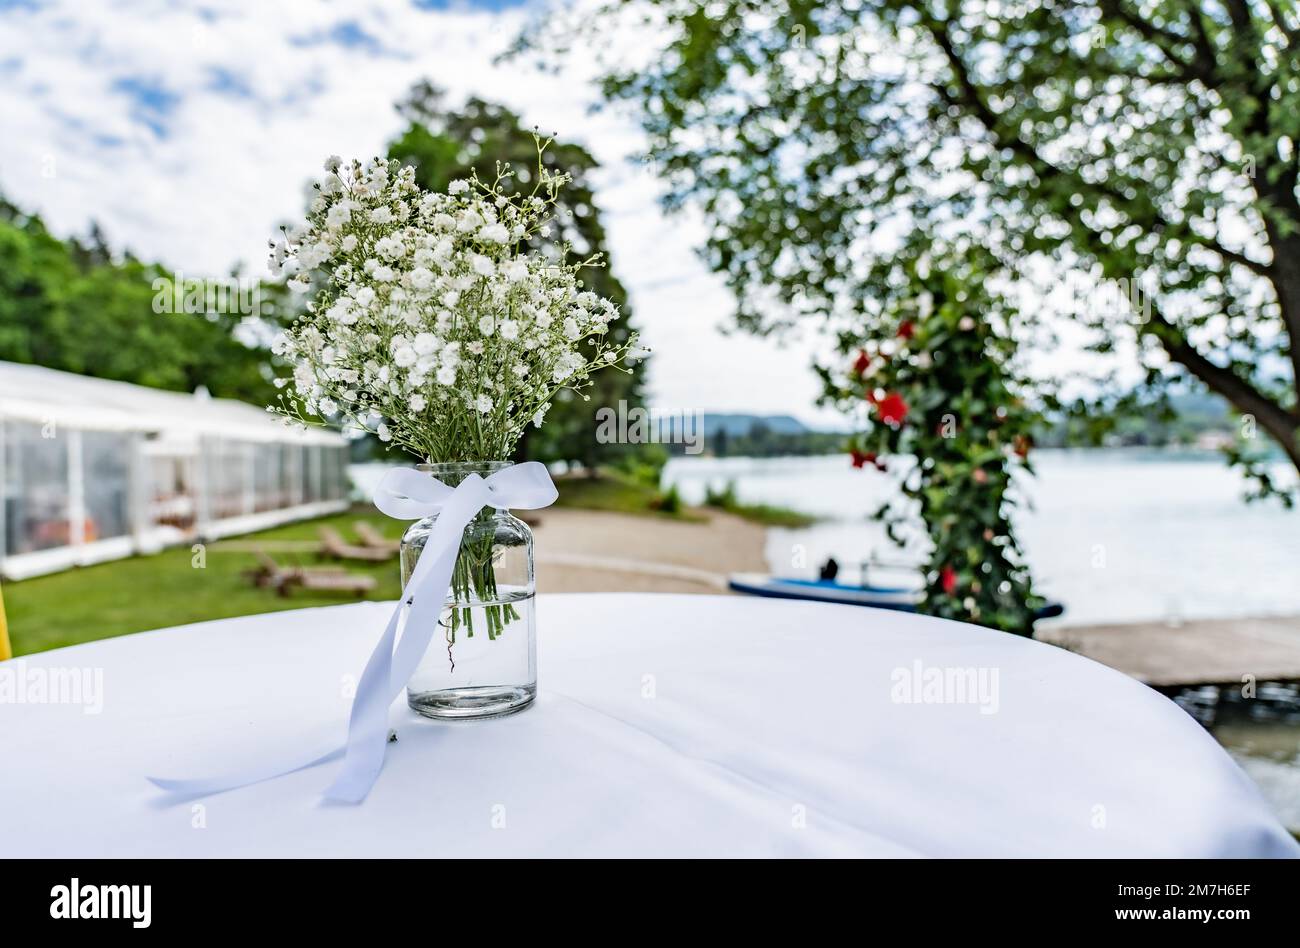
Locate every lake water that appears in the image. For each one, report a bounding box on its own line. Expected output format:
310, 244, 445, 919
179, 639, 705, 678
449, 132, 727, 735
663, 449, 1300, 627
663, 449, 1300, 833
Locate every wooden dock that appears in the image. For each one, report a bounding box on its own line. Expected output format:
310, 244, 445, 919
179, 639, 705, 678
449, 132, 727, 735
1035, 616, 1300, 689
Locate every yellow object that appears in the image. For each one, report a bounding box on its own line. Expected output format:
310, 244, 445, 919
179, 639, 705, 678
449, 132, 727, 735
0, 583, 10, 661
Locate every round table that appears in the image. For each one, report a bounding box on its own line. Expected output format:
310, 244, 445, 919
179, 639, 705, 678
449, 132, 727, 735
1, 594, 1295, 858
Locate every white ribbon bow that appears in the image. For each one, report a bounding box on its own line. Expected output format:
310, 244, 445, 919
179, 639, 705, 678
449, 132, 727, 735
148, 462, 558, 804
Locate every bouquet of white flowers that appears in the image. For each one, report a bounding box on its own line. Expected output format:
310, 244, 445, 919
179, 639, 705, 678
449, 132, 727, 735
269, 142, 638, 462
269, 143, 639, 660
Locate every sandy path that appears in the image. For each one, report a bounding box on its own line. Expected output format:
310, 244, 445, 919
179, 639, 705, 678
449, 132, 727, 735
530, 508, 768, 595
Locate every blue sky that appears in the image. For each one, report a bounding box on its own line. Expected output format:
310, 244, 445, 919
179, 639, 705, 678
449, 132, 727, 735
0, 0, 843, 423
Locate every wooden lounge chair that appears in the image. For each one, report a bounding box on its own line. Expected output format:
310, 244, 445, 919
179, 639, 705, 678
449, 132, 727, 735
318, 526, 394, 562
243, 551, 329, 588
244, 551, 376, 597
353, 522, 401, 554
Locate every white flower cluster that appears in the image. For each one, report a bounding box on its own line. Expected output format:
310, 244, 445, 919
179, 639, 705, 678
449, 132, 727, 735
270, 152, 638, 461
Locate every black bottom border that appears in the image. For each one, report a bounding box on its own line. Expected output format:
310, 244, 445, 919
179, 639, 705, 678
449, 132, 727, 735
2, 857, 1296, 932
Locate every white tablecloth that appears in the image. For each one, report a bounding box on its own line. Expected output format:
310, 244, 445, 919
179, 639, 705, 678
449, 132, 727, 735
1, 594, 1295, 858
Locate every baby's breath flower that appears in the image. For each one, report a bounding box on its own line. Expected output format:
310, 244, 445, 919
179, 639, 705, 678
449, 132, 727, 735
479, 223, 510, 244
272, 149, 638, 462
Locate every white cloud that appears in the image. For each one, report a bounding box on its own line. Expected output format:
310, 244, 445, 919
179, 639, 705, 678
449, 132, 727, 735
0, 0, 845, 427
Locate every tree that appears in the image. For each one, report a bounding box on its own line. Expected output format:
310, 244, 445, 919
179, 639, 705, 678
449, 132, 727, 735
0, 197, 283, 405
387, 82, 647, 469
533, 0, 1300, 496
821, 240, 1046, 633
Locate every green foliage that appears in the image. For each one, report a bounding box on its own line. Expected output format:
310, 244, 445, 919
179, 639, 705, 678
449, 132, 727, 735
538, 0, 1300, 498
0, 198, 284, 404
386, 82, 648, 467
701, 479, 816, 526
653, 482, 684, 514
1224, 435, 1298, 507
552, 468, 702, 519
703, 480, 738, 508
608, 441, 670, 487
822, 245, 1044, 634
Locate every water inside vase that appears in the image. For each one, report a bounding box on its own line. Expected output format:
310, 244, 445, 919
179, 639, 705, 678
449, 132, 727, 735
405, 584, 536, 720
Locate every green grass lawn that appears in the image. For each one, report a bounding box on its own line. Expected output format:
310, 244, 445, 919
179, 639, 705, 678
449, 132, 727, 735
5, 508, 406, 656
552, 470, 705, 521
701, 498, 817, 528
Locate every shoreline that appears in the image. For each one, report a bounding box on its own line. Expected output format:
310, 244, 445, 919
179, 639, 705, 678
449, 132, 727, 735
532, 507, 767, 595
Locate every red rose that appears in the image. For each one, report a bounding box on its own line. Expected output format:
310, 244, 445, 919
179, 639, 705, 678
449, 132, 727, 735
850, 449, 885, 471
897, 320, 915, 340
940, 565, 958, 596
852, 350, 872, 375
870, 391, 909, 426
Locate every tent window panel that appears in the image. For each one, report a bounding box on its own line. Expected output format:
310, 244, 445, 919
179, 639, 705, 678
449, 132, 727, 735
279, 444, 300, 506
336, 447, 350, 500
320, 447, 335, 501
81, 430, 131, 540
4, 421, 71, 553
208, 442, 247, 520
254, 444, 281, 512
299, 445, 314, 502
323, 446, 343, 500
304, 446, 323, 502
149, 450, 196, 531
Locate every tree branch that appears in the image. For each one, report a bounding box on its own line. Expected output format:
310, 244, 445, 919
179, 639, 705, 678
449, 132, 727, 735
1094, 0, 1219, 87
1146, 305, 1300, 466
929, 20, 1273, 281
929, 14, 1298, 461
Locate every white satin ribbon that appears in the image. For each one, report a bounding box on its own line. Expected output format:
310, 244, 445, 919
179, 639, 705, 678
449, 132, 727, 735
148, 462, 558, 804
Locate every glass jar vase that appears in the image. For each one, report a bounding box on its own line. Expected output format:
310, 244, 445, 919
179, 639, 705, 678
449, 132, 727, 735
400, 461, 536, 720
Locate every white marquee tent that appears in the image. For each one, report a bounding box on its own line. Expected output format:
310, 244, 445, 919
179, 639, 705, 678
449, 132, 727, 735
0, 361, 350, 580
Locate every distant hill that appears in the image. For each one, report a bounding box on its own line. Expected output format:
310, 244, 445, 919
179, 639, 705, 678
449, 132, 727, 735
659, 413, 842, 457
1038, 387, 1240, 449
701, 413, 811, 436
1166, 391, 1232, 424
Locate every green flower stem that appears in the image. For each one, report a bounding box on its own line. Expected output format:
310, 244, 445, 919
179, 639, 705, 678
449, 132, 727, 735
443, 509, 520, 657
